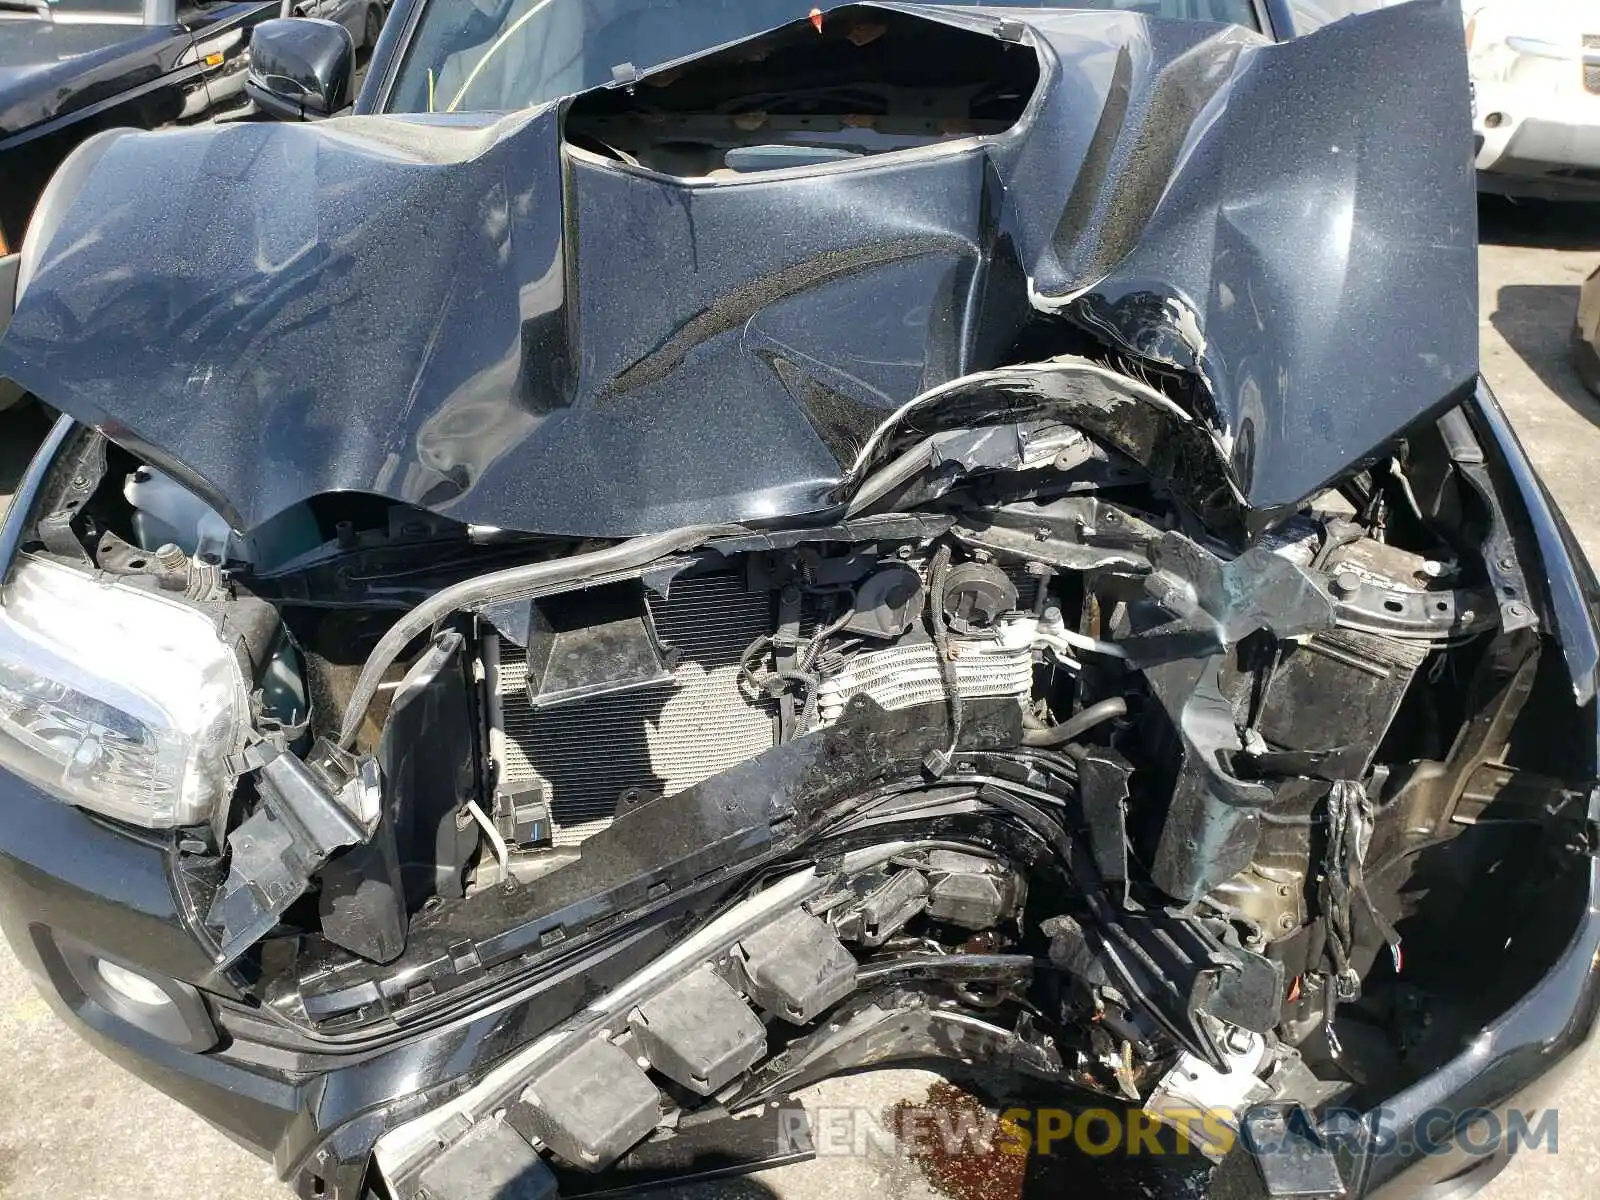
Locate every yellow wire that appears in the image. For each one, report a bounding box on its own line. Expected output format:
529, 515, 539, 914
427, 67, 436, 112
446, 0, 560, 113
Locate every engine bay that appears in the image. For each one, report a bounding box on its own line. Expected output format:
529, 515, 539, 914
8, 358, 1592, 1178
0, 0, 1573, 1191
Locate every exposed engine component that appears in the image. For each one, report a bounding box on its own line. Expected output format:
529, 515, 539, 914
814, 617, 1034, 725
840, 563, 923, 640
939, 560, 1018, 633
481, 553, 1044, 854
36, 362, 1571, 1200
259, 502, 1505, 1025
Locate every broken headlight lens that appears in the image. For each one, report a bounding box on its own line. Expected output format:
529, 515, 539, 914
0, 554, 248, 827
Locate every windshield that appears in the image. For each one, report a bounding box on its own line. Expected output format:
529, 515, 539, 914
388, 0, 1262, 115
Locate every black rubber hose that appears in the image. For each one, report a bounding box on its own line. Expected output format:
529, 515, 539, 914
927, 545, 963, 762
771, 668, 822, 730
736, 632, 775, 696
1019, 696, 1127, 748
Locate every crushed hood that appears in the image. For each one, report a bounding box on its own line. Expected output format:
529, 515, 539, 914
0, 0, 1476, 539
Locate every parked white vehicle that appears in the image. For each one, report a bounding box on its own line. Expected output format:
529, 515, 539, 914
1467, 0, 1600, 197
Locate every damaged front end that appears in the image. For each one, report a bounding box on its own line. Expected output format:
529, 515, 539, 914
3, 362, 1597, 1200
0, 2, 1596, 1199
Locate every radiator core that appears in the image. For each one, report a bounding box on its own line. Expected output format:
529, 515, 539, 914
493, 573, 776, 846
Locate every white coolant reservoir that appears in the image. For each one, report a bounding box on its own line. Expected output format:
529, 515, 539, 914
124, 465, 242, 560
122, 465, 318, 737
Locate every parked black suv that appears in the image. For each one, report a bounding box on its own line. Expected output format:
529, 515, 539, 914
2, 4, 1596, 1200
0, 0, 278, 251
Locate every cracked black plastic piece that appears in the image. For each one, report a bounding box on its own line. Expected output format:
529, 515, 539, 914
1144, 653, 1273, 904
727, 985, 1067, 1109
319, 631, 480, 964
412, 1116, 557, 1200
206, 744, 375, 967
1122, 532, 1336, 904
737, 909, 857, 1024
524, 581, 676, 707
519, 1038, 662, 1169
1076, 747, 1133, 903
628, 965, 767, 1095
1255, 629, 1428, 782
295, 698, 1023, 1026
1091, 906, 1283, 1070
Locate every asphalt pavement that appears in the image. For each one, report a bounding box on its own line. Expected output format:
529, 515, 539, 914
0, 197, 1599, 1199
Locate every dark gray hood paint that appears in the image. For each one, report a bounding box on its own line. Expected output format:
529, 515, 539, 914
0, 0, 1476, 539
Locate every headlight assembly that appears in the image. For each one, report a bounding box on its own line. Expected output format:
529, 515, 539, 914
0, 554, 248, 828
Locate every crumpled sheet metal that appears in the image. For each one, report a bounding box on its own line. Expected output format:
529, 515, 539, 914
0, 1, 1473, 540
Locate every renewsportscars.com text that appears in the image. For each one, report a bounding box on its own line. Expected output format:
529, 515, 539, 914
775, 1103, 1560, 1160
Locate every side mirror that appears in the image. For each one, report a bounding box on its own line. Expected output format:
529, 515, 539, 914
245, 18, 357, 121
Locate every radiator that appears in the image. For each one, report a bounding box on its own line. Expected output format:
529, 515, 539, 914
493, 573, 777, 846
